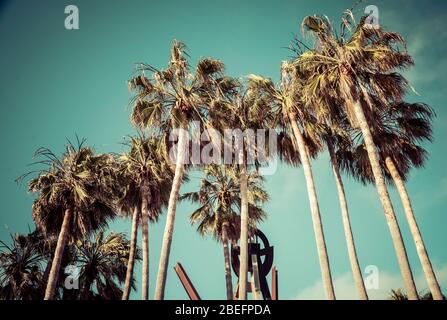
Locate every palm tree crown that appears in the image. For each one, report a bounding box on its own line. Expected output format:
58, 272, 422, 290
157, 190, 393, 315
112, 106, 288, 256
117, 134, 174, 221
27, 140, 117, 240
181, 165, 268, 241
338, 100, 434, 184
0, 233, 44, 300
76, 231, 139, 300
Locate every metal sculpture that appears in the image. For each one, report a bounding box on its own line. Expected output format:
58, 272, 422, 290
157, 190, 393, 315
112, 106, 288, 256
231, 229, 276, 300
174, 228, 277, 300
174, 263, 201, 300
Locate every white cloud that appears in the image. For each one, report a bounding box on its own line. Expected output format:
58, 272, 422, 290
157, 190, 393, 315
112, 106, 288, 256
293, 263, 447, 300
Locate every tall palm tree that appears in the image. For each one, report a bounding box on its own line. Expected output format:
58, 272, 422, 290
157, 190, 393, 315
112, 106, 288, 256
22, 139, 117, 300
294, 77, 368, 300
76, 231, 138, 300
295, 13, 419, 299
339, 99, 443, 300
326, 128, 368, 300
180, 165, 268, 300
0, 233, 44, 300
206, 80, 275, 300
128, 40, 229, 299
120, 205, 140, 300
117, 134, 174, 300
243, 73, 336, 300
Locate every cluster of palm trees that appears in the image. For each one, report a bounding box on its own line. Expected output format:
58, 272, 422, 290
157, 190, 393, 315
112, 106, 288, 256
0, 228, 138, 300
0, 10, 443, 300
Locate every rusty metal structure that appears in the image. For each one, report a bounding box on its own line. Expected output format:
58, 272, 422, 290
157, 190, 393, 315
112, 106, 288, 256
174, 228, 278, 300
231, 229, 276, 300
174, 263, 201, 300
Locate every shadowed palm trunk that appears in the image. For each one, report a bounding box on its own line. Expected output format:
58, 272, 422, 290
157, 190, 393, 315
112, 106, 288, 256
348, 83, 418, 300
385, 156, 443, 300
122, 206, 140, 300
222, 223, 234, 300
141, 185, 150, 300
81, 277, 93, 300
154, 126, 188, 300
42, 254, 54, 289
238, 148, 249, 300
289, 113, 336, 300
327, 137, 368, 300
44, 208, 73, 300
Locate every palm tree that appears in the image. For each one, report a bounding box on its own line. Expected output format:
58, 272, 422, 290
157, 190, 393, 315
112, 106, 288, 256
295, 82, 368, 300
180, 165, 267, 300
325, 128, 368, 300
128, 40, 229, 299
76, 231, 139, 300
205, 79, 275, 300
0, 228, 135, 300
339, 99, 443, 300
120, 205, 140, 300
117, 134, 174, 300
243, 73, 336, 300
22, 139, 117, 299
287, 52, 368, 298
0, 232, 44, 299
295, 13, 419, 299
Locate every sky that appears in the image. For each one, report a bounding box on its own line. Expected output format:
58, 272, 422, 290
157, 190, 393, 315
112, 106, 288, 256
1, 0, 447, 300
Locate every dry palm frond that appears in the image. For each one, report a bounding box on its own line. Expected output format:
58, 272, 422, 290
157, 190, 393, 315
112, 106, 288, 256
20, 139, 118, 241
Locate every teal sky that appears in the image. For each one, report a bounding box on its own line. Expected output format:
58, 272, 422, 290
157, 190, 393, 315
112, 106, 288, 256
1, 0, 447, 300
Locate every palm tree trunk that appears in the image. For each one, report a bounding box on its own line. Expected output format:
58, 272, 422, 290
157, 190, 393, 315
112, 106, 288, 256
42, 254, 54, 288
81, 277, 93, 300
154, 126, 188, 300
385, 156, 443, 300
122, 206, 140, 300
222, 223, 234, 300
237, 147, 249, 300
141, 190, 150, 300
289, 113, 336, 300
349, 84, 418, 300
327, 137, 368, 300
44, 208, 72, 300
